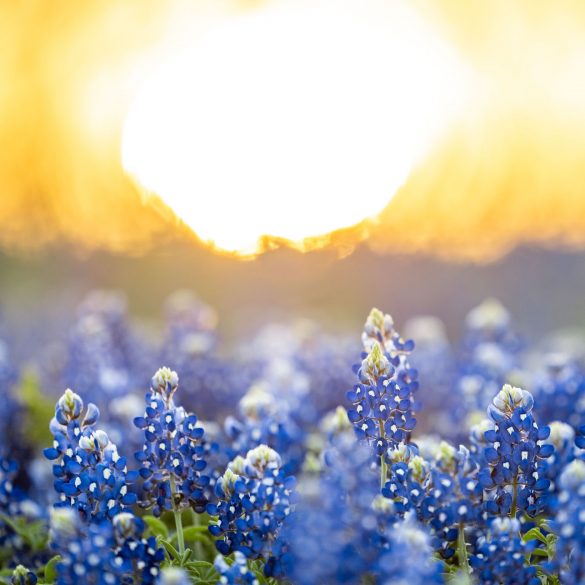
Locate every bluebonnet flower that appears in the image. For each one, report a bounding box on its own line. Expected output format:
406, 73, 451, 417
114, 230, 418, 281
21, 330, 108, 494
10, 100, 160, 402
478, 385, 553, 518
453, 300, 521, 434
11, 565, 37, 585
208, 445, 295, 577
381, 444, 427, 516
0, 337, 33, 480
404, 316, 456, 437
44, 389, 137, 521
300, 405, 355, 477
62, 291, 151, 406
0, 456, 48, 570
224, 383, 304, 476
469, 518, 539, 585
462, 299, 520, 353
347, 308, 417, 461
51, 509, 164, 584
285, 433, 395, 585
295, 331, 358, 423
377, 514, 444, 585
542, 421, 577, 494
382, 442, 484, 561
0, 456, 20, 511
159, 291, 258, 422
134, 368, 209, 515
549, 459, 585, 582
532, 352, 585, 429
214, 552, 258, 585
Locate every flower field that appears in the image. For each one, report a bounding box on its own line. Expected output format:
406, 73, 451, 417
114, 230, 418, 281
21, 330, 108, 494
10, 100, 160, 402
0, 292, 583, 584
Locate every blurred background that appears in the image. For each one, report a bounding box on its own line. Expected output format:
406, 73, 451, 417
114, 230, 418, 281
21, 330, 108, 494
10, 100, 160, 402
2, 0, 585, 359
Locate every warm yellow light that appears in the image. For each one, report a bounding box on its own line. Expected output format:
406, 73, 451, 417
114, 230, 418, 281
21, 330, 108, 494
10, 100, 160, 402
122, 0, 469, 254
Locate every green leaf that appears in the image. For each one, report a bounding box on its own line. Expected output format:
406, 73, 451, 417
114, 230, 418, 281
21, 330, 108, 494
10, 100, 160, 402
143, 515, 169, 539
44, 555, 61, 582
159, 538, 180, 562
523, 527, 548, 545
0, 513, 48, 551
185, 559, 219, 583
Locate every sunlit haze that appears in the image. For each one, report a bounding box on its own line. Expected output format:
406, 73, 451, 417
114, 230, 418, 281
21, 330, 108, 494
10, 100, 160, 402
2, 1, 585, 259
121, 0, 470, 254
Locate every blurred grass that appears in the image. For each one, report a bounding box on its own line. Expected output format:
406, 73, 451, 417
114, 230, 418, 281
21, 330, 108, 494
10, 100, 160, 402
19, 371, 54, 448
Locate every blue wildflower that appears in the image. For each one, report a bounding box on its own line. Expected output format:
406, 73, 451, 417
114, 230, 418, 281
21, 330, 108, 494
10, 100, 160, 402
159, 292, 257, 422
224, 383, 304, 476
44, 389, 137, 521
469, 517, 539, 585
542, 421, 577, 496
453, 300, 521, 432
532, 352, 585, 429
382, 442, 484, 561
62, 291, 151, 406
549, 459, 585, 582
404, 316, 456, 438
214, 552, 258, 585
377, 514, 444, 584
285, 434, 393, 585
134, 367, 209, 515
479, 385, 553, 518
347, 309, 417, 463
52, 510, 164, 584
208, 445, 295, 577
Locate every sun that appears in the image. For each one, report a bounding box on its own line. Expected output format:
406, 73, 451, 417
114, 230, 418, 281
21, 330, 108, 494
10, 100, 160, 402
121, 0, 469, 254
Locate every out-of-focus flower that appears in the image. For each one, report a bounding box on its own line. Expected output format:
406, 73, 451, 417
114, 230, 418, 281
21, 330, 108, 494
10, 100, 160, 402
214, 551, 258, 585
469, 517, 538, 585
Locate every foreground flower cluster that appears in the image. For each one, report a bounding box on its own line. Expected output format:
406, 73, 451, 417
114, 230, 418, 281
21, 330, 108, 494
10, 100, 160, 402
0, 295, 585, 583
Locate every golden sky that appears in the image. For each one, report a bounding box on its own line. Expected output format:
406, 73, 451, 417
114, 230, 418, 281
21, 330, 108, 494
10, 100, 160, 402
1, 0, 585, 260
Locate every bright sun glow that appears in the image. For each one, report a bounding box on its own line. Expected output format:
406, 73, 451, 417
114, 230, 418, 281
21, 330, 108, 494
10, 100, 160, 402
122, 0, 470, 254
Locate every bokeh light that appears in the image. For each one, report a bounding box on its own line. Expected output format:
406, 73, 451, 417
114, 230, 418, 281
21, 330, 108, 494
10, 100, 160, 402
122, 0, 469, 253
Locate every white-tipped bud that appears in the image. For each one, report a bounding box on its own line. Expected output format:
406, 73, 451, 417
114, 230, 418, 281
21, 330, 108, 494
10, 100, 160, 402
466, 298, 510, 332
157, 567, 191, 585
547, 421, 575, 449
362, 308, 395, 352
361, 343, 391, 382
239, 383, 276, 420
79, 430, 109, 452
218, 468, 240, 496
320, 406, 352, 435
245, 445, 281, 475
50, 508, 79, 540
57, 388, 83, 420
492, 384, 533, 415
560, 459, 585, 491
113, 512, 139, 543
151, 367, 179, 401
227, 455, 246, 475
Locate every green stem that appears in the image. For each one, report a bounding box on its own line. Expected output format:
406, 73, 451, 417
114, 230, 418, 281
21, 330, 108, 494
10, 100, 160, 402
510, 474, 518, 519
458, 522, 470, 575
190, 509, 203, 560
170, 476, 185, 556
378, 419, 387, 489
